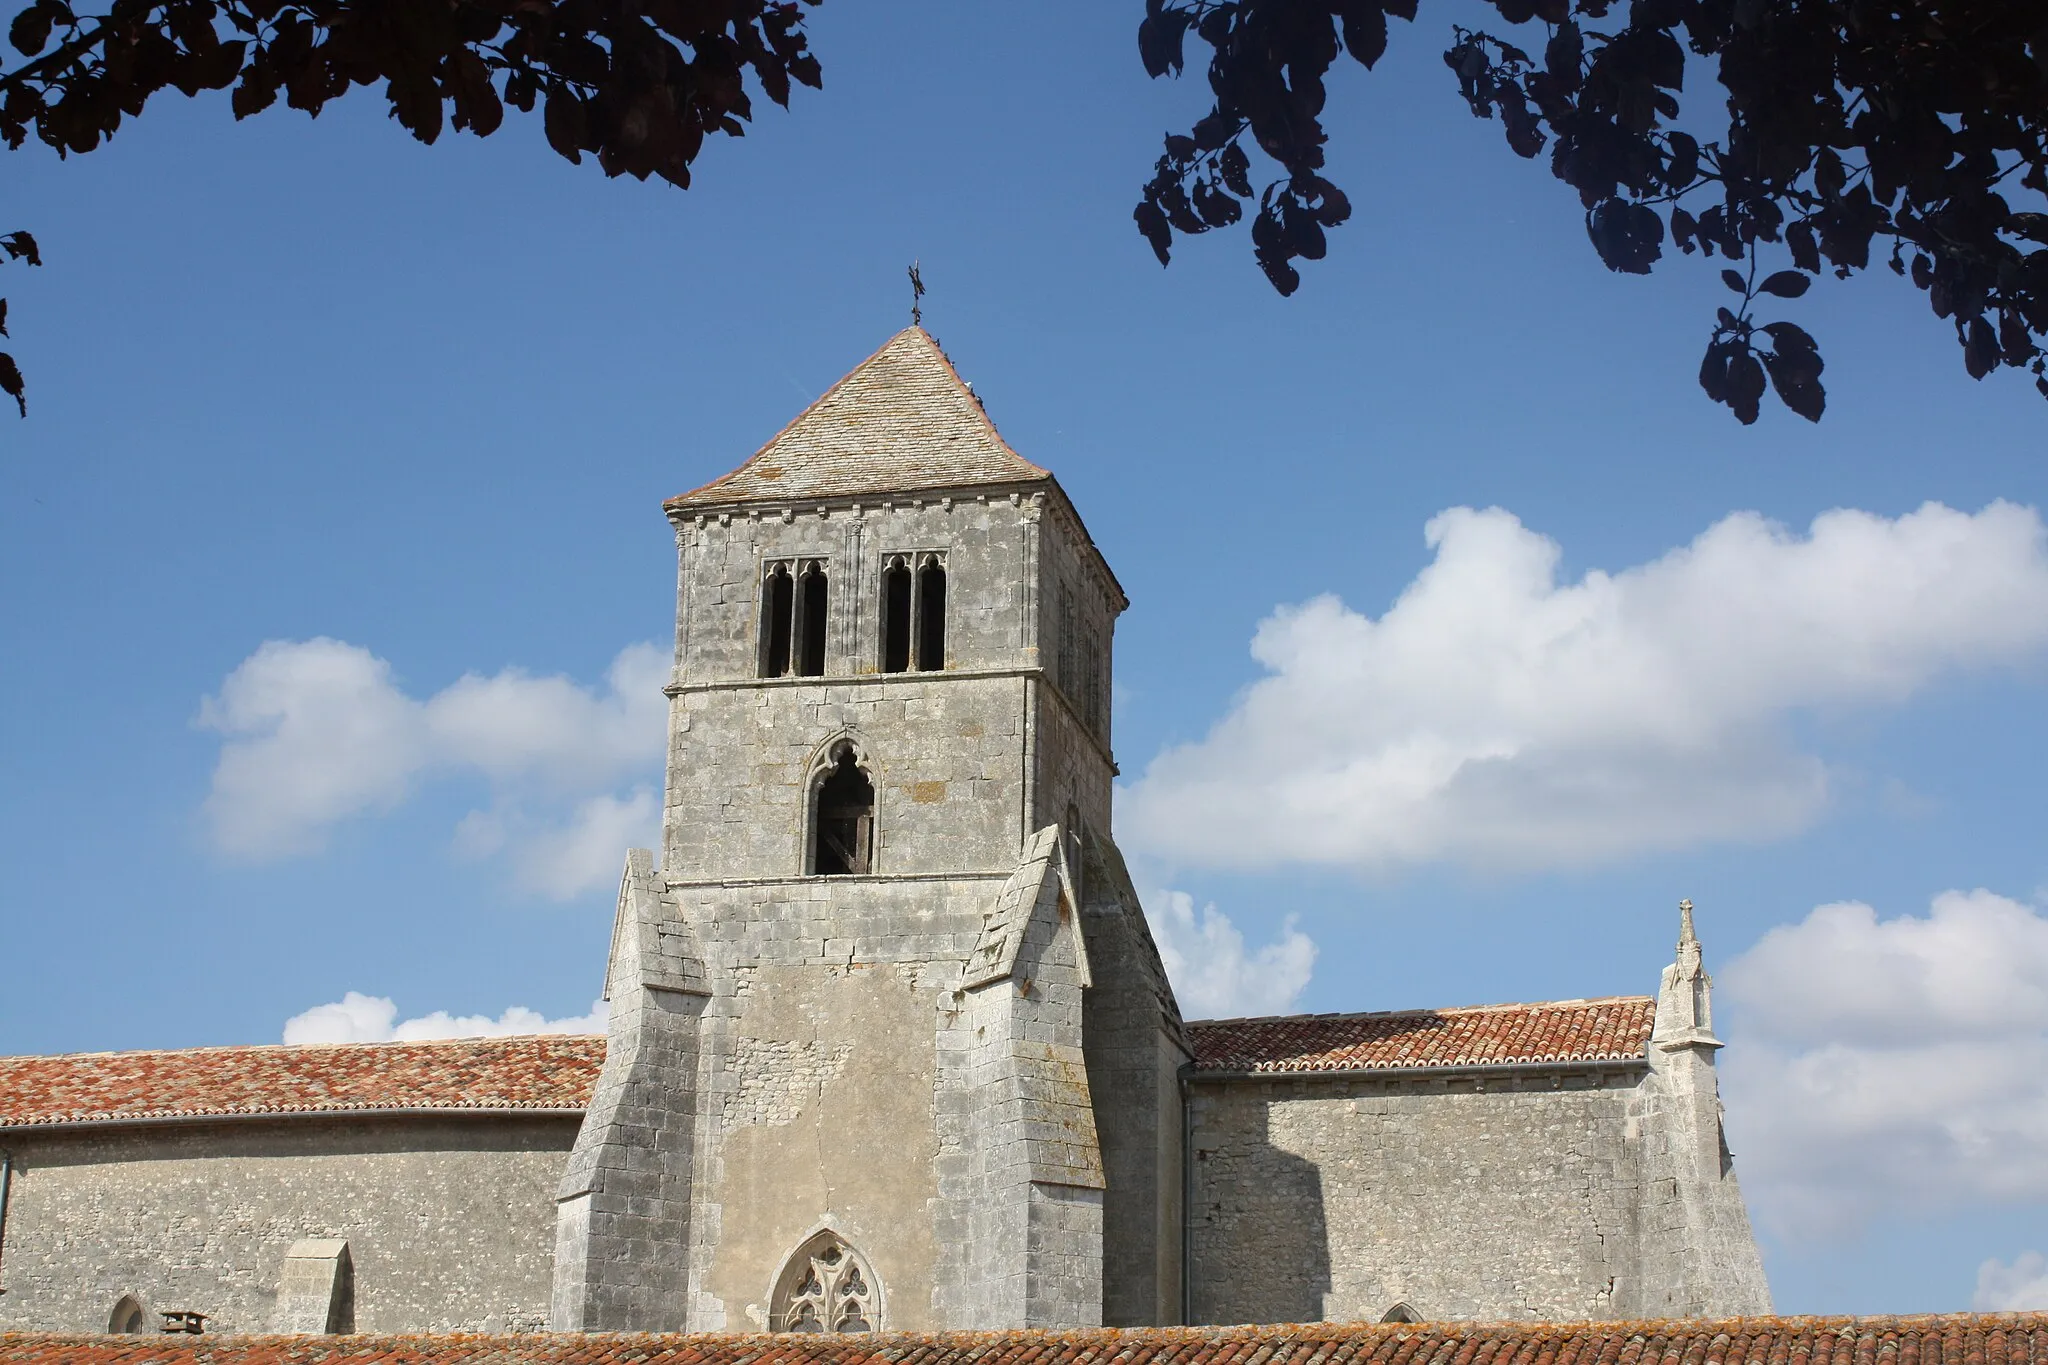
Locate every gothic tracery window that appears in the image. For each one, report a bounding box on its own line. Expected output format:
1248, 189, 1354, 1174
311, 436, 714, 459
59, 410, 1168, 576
772, 1232, 879, 1333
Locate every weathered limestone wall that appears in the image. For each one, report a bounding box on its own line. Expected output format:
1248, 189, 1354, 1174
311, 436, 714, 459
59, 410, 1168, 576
1187, 1070, 1643, 1325
0, 1116, 574, 1334
669, 874, 990, 1332
665, 675, 1032, 881
669, 494, 1043, 687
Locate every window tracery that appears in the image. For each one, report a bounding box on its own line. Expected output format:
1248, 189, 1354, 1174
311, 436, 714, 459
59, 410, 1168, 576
771, 1232, 878, 1333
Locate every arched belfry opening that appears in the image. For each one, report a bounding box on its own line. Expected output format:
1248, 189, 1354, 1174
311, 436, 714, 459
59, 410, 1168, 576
1381, 1302, 1420, 1323
811, 743, 874, 876
108, 1295, 147, 1334
770, 1230, 880, 1333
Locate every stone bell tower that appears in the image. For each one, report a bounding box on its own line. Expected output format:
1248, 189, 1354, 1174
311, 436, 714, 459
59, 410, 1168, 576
551, 328, 1189, 1334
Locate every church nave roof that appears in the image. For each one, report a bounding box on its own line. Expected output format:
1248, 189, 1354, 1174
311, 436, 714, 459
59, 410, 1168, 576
0, 1034, 602, 1130
1187, 995, 1657, 1076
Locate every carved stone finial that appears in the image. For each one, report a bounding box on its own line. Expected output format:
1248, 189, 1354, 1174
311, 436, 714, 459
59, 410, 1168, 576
1679, 898, 1697, 947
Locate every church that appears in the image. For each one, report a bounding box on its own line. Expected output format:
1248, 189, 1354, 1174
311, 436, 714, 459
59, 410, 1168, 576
0, 328, 1771, 1339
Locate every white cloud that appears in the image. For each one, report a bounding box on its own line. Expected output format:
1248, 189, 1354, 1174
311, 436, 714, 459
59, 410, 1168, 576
1719, 890, 2048, 1240
457, 788, 662, 901
1121, 502, 2048, 872
198, 639, 666, 896
282, 990, 609, 1044
1975, 1253, 2048, 1311
1147, 890, 1317, 1019
197, 639, 425, 858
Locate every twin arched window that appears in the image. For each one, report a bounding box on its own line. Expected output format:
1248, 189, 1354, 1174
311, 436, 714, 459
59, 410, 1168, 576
762, 560, 829, 678
761, 553, 949, 680
881, 552, 946, 673
772, 1231, 878, 1333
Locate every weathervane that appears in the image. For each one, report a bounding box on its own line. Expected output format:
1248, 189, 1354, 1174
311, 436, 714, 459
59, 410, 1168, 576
908, 260, 925, 327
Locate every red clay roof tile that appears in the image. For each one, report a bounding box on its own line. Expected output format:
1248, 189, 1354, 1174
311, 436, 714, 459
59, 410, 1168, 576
0, 1034, 603, 1129
0, 995, 1654, 1129
1186, 997, 1657, 1075
3, 1318, 2046, 1365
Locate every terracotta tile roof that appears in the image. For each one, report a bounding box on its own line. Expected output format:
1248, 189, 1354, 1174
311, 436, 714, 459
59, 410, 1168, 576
666, 328, 1051, 510
1188, 996, 1657, 1075
3, 1316, 2045, 1365
0, 995, 1648, 1128
0, 1035, 604, 1129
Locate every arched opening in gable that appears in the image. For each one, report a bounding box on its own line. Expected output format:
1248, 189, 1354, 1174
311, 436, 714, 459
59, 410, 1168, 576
108, 1295, 147, 1334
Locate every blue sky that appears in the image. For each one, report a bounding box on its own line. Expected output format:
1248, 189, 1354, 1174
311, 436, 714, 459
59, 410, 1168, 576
4, 0, 2047, 1321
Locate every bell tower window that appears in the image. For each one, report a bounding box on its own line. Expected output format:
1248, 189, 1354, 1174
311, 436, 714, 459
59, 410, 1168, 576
798, 560, 828, 676
879, 552, 946, 674
812, 743, 874, 875
916, 553, 947, 671
761, 558, 829, 678
882, 557, 913, 674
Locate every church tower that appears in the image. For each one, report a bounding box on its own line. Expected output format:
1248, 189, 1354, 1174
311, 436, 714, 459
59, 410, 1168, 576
551, 328, 1190, 1334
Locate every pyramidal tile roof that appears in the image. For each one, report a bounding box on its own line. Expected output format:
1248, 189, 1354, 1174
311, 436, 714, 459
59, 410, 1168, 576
666, 328, 1051, 510
1187, 996, 1657, 1075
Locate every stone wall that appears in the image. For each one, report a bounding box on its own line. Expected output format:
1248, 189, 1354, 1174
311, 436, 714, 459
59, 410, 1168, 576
1186, 1069, 1644, 1325
669, 494, 1045, 688
664, 874, 993, 1332
664, 674, 1033, 881
0, 1116, 575, 1334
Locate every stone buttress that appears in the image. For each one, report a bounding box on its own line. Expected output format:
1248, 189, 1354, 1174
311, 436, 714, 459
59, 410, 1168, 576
1621, 902, 1773, 1317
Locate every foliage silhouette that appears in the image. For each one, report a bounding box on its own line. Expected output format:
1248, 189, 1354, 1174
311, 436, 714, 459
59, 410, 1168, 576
0, 0, 822, 415
1135, 0, 2048, 424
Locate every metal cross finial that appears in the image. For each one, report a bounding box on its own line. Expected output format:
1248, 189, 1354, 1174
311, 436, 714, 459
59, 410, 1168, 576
908, 260, 925, 327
